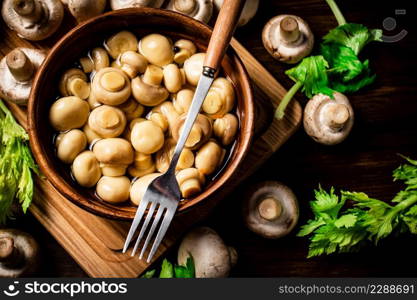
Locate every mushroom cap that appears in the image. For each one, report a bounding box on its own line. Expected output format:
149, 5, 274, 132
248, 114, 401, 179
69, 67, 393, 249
172, 113, 212, 150
183, 53, 205, 86
56, 129, 87, 164
91, 47, 110, 71
195, 140, 225, 175
139, 34, 174, 67
202, 77, 235, 119
91, 67, 131, 105
131, 76, 169, 107
243, 181, 299, 239
67, 0, 106, 23
130, 120, 165, 154
303, 92, 354, 145
0, 229, 39, 277
176, 167, 205, 198
49, 96, 90, 131
166, 0, 213, 24
110, 0, 165, 10
0, 48, 45, 105
173, 39, 197, 64
71, 150, 101, 187
262, 14, 314, 64
96, 176, 131, 203
156, 138, 195, 173
130, 173, 161, 205
213, 113, 239, 146
1, 0, 64, 41
120, 51, 148, 78
163, 63, 185, 93
58, 68, 89, 98
177, 227, 233, 278
214, 0, 259, 27
88, 105, 127, 138
105, 31, 138, 60
172, 88, 194, 114
92, 138, 134, 165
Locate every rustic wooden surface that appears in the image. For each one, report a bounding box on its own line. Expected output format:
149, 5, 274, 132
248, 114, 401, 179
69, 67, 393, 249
3, 0, 417, 277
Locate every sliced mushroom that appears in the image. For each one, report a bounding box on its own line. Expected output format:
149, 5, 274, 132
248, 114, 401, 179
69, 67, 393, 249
131, 65, 169, 106
183, 53, 205, 86
96, 176, 131, 203
93, 138, 134, 176
91, 67, 131, 105
262, 14, 314, 64
243, 181, 299, 239
172, 88, 194, 114
214, 0, 259, 27
195, 140, 225, 175
67, 0, 106, 23
0, 48, 45, 105
172, 113, 212, 150
166, 0, 213, 24
119, 51, 148, 79
139, 34, 174, 67
56, 129, 87, 164
176, 168, 205, 198
163, 63, 185, 93
110, 0, 164, 10
173, 39, 197, 65
130, 120, 165, 154
71, 150, 101, 187
177, 227, 236, 278
117, 97, 144, 121
88, 105, 126, 138
49, 96, 90, 131
155, 138, 195, 173
130, 173, 161, 205
1, 0, 64, 41
0, 229, 39, 277
202, 77, 235, 118
213, 113, 238, 146
59, 68, 90, 99
128, 152, 156, 177
303, 92, 354, 145
105, 31, 138, 60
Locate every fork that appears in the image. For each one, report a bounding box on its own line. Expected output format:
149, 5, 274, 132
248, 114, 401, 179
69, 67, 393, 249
123, 0, 245, 263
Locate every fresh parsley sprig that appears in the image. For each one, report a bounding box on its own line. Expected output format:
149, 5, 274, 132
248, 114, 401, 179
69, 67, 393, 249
0, 99, 39, 224
276, 0, 382, 119
298, 156, 417, 258
142, 257, 195, 278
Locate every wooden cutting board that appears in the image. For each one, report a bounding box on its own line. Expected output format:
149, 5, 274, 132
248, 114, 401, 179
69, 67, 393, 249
0, 21, 302, 278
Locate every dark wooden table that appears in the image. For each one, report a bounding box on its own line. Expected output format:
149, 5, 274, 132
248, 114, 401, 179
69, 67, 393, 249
10, 0, 417, 277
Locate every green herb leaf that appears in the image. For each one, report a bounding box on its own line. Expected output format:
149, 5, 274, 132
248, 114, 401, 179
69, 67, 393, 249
285, 56, 334, 99
323, 23, 383, 55
141, 269, 156, 278
174, 257, 195, 278
0, 100, 38, 223
159, 259, 174, 278
299, 157, 417, 257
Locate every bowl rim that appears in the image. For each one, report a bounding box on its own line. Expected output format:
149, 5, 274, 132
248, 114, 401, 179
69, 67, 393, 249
28, 7, 254, 220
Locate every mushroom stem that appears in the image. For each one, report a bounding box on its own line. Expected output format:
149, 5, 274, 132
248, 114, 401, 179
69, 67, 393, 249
0, 237, 23, 267
279, 16, 300, 44
258, 198, 282, 221
143, 65, 163, 86
12, 0, 44, 22
6, 48, 34, 82
323, 103, 350, 131
174, 0, 196, 14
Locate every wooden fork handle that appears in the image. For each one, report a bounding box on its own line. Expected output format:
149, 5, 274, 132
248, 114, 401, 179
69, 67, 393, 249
204, 0, 245, 71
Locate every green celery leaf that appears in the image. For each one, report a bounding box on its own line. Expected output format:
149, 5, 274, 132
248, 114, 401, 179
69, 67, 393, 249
401, 204, 417, 234
174, 257, 195, 278
285, 56, 334, 98
323, 23, 383, 55
297, 218, 326, 237
393, 157, 417, 190
311, 186, 345, 219
334, 214, 357, 228
159, 259, 174, 278
141, 269, 156, 278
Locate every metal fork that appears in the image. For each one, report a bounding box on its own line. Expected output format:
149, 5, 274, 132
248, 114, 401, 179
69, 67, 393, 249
122, 0, 245, 263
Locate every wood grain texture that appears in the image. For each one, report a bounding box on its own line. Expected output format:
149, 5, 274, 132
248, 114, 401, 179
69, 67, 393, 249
0, 8, 301, 277
4, 0, 415, 278
204, 0, 245, 70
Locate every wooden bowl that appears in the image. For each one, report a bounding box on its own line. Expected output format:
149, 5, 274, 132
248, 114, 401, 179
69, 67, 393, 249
28, 8, 254, 220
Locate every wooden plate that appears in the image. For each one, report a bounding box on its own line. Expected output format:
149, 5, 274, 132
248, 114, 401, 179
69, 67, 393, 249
28, 8, 254, 221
